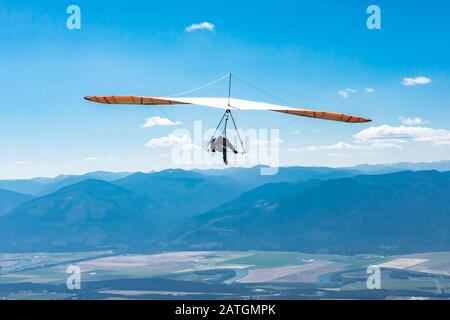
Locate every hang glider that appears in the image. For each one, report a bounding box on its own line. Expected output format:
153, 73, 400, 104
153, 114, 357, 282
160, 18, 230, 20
84, 75, 372, 165
84, 96, 372, 124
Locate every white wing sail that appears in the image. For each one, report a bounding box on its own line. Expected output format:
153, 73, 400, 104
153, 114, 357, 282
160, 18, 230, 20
84, 96, 371, 123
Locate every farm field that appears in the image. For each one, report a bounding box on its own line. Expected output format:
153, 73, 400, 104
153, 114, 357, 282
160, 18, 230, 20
1, 251, 450, 299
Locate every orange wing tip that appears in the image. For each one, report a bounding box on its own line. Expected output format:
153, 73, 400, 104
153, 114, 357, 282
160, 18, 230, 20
84, 96, 135, 104
84, 96, 108, 103
353, 116, 372, 123
276, 110, 372, 124
83, 96, 190, 105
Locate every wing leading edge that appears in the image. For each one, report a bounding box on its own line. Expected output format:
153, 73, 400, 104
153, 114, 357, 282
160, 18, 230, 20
84, 96, 371, 123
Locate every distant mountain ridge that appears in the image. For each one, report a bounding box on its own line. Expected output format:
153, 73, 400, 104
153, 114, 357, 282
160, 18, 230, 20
348, 160, 450, 173
172, 170, 450, 255
113, 169, 247, 219
0, 179, 170, 252
0, 171, 132, 196
195, 165, 359, 188
1, 164, 450, 254
0, 170, 246, 252
2, 160, 450, 195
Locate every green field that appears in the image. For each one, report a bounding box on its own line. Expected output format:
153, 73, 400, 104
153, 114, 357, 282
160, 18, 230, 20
1, 251, 450, 299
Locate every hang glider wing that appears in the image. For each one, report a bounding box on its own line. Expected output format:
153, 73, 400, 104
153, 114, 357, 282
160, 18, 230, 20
84, 96, 371, 123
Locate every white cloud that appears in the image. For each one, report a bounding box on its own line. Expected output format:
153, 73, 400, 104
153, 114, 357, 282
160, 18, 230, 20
107, 155, 118, 160
290, 124, 450, 155
365, 87, 375, 94
399, 116, 428, 126
289, 142, 361, 152
402, 76, 431, 86
84, 157, 97, 161
145, 134, 191, 148
288, 141, 400, 152
354, 125, 450, 146
185, 22, 215, 32
13, 160, 29, 165
326, 153, 349, 158
292, 131, 301, 135
338, 88, 357, 98
141, 116, 181, 128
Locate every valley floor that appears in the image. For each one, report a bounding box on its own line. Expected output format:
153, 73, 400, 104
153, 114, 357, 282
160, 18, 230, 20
1, 251, 450, 300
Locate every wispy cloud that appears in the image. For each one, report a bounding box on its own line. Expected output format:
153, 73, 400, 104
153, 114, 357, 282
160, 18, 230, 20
84, 156, 97, 161
13, 160, 29, 165
141, 116, 181, 128
338, 88, 356, 98
289, 142, 359, 152
288, 141, 400, 152
185, 22, 215, 32
399, 116, 428, 126
326, 153, 350, 158
339, 87, 374, 97
402, 76, 432, 86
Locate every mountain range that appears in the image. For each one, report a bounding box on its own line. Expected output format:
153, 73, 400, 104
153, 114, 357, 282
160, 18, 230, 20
173, 170, 450, 254
0, 171, 131, 196
0, 180, 167, 252
0, 161, 449, 254
0, 169, 246, 252
194, 165, 359, 188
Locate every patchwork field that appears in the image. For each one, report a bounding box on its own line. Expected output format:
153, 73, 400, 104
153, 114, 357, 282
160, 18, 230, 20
237, 260, 345, 283
1, 251, 450, 299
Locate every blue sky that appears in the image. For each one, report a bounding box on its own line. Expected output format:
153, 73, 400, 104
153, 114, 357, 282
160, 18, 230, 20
1, 0, 450, 178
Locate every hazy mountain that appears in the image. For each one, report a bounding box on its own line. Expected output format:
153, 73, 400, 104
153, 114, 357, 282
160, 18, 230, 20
349, 160, 450, 174
3, 167, 450, 254
392, 160, 450, 171
0, 171, 132, 196
0, 188, 33, 216
196, 165, 360, 188
0, 180, 171, 252
172, 170, 450, 255
114, 169, 248, 219
0, 169, 247, 252
346, 164, 402, 174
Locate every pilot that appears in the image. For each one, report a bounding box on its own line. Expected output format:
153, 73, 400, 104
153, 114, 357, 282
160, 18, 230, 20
210, 136, 238, 165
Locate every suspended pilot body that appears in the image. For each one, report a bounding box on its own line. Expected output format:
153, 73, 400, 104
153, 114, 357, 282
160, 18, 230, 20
210, 135, 238, 165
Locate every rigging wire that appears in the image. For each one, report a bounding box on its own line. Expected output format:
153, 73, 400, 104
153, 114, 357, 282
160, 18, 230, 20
161, 73, 301, 140
169, 74, 230, 97
206, 110, 228, 151
232, 74, 292, 106
228, 110, 246, 154
154, 105, 183, 129
154, 74, 229, 128
206, 109, 246, 155
231, 74, 301, 131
